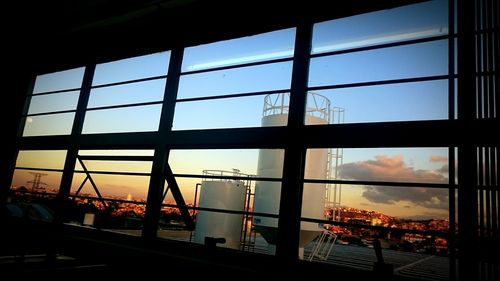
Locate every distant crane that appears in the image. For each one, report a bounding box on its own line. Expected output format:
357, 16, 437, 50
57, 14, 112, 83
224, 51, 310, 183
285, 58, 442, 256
27, 172, 48, 193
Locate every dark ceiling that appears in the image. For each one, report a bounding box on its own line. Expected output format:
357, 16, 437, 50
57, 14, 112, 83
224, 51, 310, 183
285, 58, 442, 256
4, 0, 420, 74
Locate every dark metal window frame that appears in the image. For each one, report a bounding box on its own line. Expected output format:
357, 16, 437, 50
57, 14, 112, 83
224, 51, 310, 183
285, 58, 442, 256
4, 1, 498, 281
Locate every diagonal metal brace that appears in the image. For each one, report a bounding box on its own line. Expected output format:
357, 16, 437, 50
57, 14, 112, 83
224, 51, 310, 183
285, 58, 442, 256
77, 156, 108, 210
164, 164, 195, 230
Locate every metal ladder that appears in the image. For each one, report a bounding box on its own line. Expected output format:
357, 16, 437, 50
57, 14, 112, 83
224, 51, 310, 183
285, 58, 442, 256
308, 229, 337, 261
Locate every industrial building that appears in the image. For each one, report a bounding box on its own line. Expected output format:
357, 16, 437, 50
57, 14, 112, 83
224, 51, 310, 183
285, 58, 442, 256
1, 0, 498, 280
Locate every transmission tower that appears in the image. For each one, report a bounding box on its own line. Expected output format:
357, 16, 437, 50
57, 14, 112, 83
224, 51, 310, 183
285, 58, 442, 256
27, 172, 48, 192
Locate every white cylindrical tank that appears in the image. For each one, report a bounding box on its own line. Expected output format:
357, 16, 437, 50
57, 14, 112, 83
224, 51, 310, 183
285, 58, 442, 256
253, 93, 330, 257
194, 179, 246, 249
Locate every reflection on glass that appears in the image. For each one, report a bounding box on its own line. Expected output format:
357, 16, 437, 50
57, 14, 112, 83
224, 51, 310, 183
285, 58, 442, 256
33, 67, 85, 94
16, 150, 67, 169
92, 51, 170, 86
312, 0, 448, 54
306, 147, 449, 183
22, 112, 75, 136
27, 91, 80, 114
309, 40, 448, 87
10, 169, 62, 194
88, 79, 166, 108
306, 80, 448, 124
182, 28, 295, 72
178, 62, 292, 99
82, 104, 161, 134
169, 149, 279, 176
173, 95, 276, 130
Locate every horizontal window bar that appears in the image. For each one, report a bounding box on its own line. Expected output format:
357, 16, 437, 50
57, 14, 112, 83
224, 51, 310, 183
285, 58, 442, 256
18, 120, 495, 149
86, 101, 163, 111
25, 109, 76, 117
29, 87, 82, 96
74, 170, 151, 176
15, 167, 64, 173
161, 203, 279, 219
172, 173, 282, 182
310, 34, 452, 59
69, 194, 146, 205
90, 75, 168, 90
308, 75, 453, 91
176, 89, 290, 103
300, 216, 449, 237
181, 56, 293, 76
303, 178, 453, 189
77, 155, 154, 161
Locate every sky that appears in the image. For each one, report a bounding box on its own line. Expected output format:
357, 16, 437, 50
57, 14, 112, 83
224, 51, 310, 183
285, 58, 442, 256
13, 0, 453, 220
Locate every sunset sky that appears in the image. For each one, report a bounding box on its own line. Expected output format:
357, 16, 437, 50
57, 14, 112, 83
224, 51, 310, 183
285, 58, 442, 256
13, 0, 452, 220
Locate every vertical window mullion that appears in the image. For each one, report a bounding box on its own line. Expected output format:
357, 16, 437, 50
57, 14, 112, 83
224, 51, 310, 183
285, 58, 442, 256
143, 48, 184, 240
276, 22, 312, 261
55, 65, 95, 223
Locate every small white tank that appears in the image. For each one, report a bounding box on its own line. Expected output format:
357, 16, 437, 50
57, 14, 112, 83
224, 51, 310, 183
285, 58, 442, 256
194, 175, 247, 249
253, 93, 330, 257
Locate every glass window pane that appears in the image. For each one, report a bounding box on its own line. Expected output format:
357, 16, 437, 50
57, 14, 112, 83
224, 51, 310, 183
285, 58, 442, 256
174, 94, 290, 130
163, 148, 285, 254
27, 91, 80, 114
88, 79, 166, 108
305, 183, 449, 224
92, 52, 170, 86
169, 149, 282, 177
69, 172, 149, 237
312, 0, 448, 54
178, 62, 292, 99
163, 177, 199, 205
33, 67, 85, 94
182, 28, 295, 72
306, 147, 449, 184
82, 104, 161, 134
309, 40, 448, 87
16, 150, 67, 169
306, 80, 448, 124
11, 169, 62, 194
22, 113, 75, 136
70, 173, 150, 201
75, 161, 152, 174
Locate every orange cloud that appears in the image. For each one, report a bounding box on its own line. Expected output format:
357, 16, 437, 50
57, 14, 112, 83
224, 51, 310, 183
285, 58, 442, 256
341, 155, 447, 183
430, 155, 448, 162
340, 155, 448, 210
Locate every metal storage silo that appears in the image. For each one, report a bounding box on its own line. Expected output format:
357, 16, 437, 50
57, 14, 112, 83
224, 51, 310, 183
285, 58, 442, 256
194, 170, 247, 249
253, 92, 330, 258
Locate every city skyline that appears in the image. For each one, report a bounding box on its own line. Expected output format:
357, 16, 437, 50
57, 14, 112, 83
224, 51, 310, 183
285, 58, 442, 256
11, 147, 451, 220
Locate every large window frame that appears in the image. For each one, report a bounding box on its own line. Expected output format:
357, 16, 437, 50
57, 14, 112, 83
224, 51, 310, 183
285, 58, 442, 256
3, 1, 497, 281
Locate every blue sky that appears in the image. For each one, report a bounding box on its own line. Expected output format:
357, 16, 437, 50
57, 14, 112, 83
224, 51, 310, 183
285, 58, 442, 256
24, 0, 449, 133
17, 0, 452, 219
